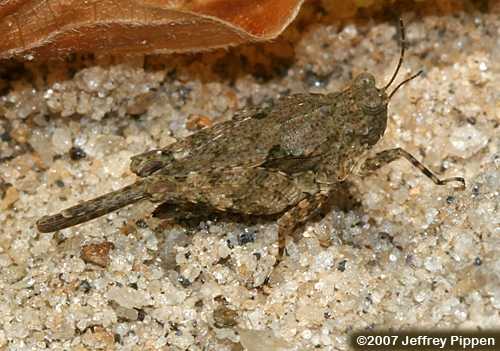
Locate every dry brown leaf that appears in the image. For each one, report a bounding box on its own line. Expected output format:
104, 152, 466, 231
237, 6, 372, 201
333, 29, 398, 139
0, 0, 305, 60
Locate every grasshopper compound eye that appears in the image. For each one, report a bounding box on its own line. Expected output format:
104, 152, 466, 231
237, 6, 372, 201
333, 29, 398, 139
353, 72, 376, 91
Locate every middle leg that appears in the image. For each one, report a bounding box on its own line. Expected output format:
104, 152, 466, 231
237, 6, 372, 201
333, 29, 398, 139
277, 192, 331, 259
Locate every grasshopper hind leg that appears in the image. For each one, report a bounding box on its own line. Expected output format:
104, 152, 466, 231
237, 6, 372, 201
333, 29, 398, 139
36, 181, 148, 233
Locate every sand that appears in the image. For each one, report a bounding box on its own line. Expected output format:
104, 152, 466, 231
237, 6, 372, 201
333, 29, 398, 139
0, 3, 498, 350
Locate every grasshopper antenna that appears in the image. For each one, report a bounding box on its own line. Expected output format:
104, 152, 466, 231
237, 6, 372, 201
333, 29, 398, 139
384, 18, 406, 91
384, 18, 424, 100
388, 69, 423, 100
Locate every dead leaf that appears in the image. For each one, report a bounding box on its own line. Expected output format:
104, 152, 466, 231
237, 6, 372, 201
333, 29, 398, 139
0, 0, 305, 60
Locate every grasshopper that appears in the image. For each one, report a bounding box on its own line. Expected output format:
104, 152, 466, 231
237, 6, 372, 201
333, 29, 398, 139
37, 20, 465, 257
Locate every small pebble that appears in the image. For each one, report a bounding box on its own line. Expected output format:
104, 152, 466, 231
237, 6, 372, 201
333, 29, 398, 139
69, 146, 87, 160
51, 128, 72, 154
337, 259, 347, 272
238, 228, 256, 245
449, 125, 488, 158
186, 114, 213, 130
0, 186, 19, 210
213, 305, 238, 328
81, 242, 115, 268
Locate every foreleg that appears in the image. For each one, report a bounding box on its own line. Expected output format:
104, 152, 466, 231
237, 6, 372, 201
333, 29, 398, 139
359, 147, 465, 189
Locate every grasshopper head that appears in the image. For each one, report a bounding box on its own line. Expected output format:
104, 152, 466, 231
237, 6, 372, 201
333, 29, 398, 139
350, 72, 389, 146
349, 19, 423, 147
